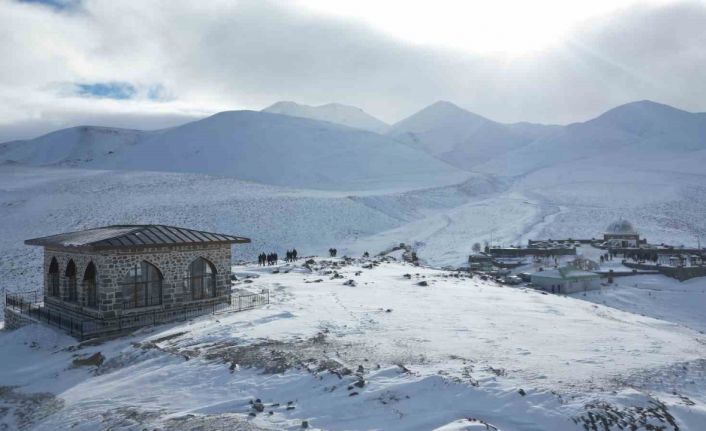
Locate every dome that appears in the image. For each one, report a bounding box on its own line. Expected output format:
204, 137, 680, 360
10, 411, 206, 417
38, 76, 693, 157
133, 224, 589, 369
605, 219, 638, 235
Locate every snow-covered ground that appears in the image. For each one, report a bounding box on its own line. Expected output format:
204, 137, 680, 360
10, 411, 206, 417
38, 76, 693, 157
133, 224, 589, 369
2, 257, 705, 430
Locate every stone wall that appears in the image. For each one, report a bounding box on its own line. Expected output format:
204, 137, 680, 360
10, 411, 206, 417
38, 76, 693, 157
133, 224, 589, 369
623, 261, 706, 281
41, 244, 233, 319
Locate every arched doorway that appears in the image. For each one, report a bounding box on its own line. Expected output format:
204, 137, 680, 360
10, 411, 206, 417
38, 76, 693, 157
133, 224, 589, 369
65, 260, 77, 302
48, 257, 60, 297
84, 262, 97, 308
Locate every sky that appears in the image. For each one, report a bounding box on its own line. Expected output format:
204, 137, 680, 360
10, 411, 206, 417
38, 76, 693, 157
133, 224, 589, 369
1, 0, 706, 141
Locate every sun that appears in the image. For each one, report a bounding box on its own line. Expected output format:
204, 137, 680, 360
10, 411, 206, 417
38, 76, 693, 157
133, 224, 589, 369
297, 0, 664, 56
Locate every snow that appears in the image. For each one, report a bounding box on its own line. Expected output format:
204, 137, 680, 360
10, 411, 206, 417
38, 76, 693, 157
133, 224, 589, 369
575, 274, 706, 333
1, 258, 705, 430
263, 101, 390, 133
1, 99, 706, 429
386, 101, 553, 170
0, 111, 468, 191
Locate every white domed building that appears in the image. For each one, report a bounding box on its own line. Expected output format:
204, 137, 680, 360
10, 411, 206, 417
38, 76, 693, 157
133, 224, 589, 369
603, 219, 642, 248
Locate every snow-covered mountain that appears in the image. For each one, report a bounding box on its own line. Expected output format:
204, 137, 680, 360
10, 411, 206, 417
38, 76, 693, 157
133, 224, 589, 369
0, 111, 468, 191
0, 126, 150, 166
387, 101, 558, 171
263, 101, 389, 133
476, 100, 706, 176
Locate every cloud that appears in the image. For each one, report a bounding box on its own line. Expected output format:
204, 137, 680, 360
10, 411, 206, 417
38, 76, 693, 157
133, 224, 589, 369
1, 0, 705, 141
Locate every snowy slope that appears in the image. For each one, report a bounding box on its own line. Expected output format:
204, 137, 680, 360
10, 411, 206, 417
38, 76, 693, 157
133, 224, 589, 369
387, 101, 558, 170
0, 111, 467, 191
0, 126, 150, 166
476, 100, 706, 177
1, 259, 705, 430
0, 164, 502, 318
263, 101, 389, 133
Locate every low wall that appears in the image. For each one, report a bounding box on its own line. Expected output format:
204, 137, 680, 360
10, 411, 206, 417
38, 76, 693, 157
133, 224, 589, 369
3, 307, 35, 330
489, 247, 576, 258
623, 262, 706, 281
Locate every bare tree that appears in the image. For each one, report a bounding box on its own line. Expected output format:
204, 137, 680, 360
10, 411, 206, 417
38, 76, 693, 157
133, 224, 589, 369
472, 242, 482, 253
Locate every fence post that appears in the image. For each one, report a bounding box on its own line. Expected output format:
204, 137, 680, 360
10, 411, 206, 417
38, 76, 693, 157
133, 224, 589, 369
238, 294, 242, 311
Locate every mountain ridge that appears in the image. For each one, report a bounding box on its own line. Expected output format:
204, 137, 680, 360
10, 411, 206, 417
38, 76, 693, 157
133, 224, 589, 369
263, 101, 389, 133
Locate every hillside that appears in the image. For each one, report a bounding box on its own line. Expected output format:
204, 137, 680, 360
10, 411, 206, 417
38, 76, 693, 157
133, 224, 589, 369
476, 100, 706, 177
0, 111, 467, 191
1, 258, 705, 430
387, 101, 558, 171
263, 101, 390, 133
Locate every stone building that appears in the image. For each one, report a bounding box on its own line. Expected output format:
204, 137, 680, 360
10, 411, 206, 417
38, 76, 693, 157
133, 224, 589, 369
603, 219, 642, 248
24, 225, 250, 321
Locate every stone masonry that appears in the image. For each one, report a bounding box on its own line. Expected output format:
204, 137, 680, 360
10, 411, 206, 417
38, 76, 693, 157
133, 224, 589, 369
42, 243, 232, 319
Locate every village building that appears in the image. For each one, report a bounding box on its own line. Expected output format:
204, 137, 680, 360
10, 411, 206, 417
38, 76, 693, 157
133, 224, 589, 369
530, 266, 601, 294
468, 254, 494, 271
603, 219, 643, 248
4, 225, 262, 339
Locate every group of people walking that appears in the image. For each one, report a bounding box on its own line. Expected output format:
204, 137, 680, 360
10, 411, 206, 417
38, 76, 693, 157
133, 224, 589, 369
257, 249, 299, 266
258, 252, 278, 266
285, 249, 298, 262
257, 247, 341, 265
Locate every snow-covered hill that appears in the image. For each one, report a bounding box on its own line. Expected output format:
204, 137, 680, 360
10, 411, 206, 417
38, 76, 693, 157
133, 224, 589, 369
387, 101, 558, 171
476, 100, 706, 177
2, 258, 705, 430
0, 111, 468, 191
0, 126, 150, 166
263, 101, 389, 133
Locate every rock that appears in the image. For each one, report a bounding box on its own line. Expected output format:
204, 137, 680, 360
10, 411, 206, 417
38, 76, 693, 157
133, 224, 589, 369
518, 388, 526, 396
302, 420, 309, 429
72, 352, 105, 367
253, 400, 265, 412
417, 281, 428, 286
349, 391, 359, 396
354, 379, 365, 388
385, 309, 392, 313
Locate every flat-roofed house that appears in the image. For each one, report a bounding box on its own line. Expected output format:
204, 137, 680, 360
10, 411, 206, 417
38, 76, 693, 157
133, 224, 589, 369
530, 266, 601, 294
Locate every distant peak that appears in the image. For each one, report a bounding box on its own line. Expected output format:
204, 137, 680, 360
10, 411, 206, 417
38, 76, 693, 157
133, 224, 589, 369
264, 101, 300, 110
426, 100, 464, 111
595, 99, 692, 123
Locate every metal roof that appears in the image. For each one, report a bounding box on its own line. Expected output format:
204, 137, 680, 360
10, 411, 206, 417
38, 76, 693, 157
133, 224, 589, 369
25, 225, 250, 250
530, 267, 599, 280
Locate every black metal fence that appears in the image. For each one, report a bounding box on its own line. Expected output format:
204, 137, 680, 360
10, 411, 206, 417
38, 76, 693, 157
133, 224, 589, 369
4, 289, 269, 341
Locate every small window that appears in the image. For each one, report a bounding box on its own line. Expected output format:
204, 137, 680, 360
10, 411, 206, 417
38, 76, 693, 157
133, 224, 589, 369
188, 258, 217, 300
120, 261, 162, 309
48, 257, 60, 297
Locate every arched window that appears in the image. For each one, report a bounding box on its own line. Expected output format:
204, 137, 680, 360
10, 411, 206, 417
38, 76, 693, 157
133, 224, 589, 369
84, 262, 97, 308
188, 257, 217, 300
120, 261, 162, 309
48, 258, 60, 297
65, 260, 77, 302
